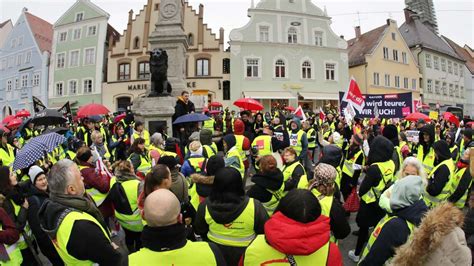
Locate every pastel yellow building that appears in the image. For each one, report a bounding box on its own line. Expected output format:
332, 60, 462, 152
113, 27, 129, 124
348, 19, 421, 99
102, 0, 229, 112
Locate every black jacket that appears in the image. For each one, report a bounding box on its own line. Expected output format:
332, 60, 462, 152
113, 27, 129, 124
448, 166, 472, 204
173, 98, 195, 121
247, 170, 284, 203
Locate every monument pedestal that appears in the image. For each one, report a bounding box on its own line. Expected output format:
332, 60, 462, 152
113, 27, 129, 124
132, 96, 175, 137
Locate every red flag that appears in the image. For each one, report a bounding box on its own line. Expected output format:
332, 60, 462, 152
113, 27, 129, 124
319, 107, 326, 122
345, 78, 365, 112
293, 106, 307, 121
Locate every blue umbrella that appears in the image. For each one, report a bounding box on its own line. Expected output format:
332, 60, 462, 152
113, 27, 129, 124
173, 113, 210, 125
13, 133, 66, 171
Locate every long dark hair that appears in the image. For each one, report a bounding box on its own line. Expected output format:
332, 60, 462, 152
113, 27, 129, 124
144, 164, 170, 197
209, 167, 244, 204
129, 138, 146, 155
0, 166, 13, 194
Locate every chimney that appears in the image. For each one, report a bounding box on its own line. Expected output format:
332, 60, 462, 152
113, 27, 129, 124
199, 4, 204, 19
355, 26, 361, 38
404, 8, 419, 23
219, 27, 224, 45
128, 9, 134, 24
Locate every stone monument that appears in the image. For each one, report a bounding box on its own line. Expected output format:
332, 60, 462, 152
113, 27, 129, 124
132, 0, 188, 136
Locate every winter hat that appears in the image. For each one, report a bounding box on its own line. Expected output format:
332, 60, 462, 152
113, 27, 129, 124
188, 132, 200, 142
233, 119, 245, 135
310, 163, 337, 188
275, 189, 321, 224
210, 167, 244, 198
390, 175, 423, 210
223, 134, 236, 149
352, 133, 363, 146
433, 140, 451, 162
464, 128, 473, 140
28, 165, 45, 184
206, 155, 225, 176
199, 129, 213, 145
158, 156, 178, 170
189, 141, 203, 156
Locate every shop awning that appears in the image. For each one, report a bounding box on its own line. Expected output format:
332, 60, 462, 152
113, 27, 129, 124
298, 92, 339, 100
244, 91, 296, 99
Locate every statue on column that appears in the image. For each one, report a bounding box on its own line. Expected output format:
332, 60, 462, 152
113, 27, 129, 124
148, 48, 172, 97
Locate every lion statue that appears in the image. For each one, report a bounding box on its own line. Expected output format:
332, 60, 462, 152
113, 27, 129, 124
149, 48, 172, 97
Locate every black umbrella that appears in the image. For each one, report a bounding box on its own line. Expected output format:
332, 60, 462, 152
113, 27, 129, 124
41, 127, 68, 135
31, 109, 67, 126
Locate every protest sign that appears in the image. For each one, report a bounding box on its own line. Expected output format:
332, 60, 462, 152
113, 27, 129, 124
339, 92, 413, 119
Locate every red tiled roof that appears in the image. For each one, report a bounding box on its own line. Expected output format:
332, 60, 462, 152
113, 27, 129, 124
25, 12, 53, 53
347, 25, 388, 67
443, 36, 474, 75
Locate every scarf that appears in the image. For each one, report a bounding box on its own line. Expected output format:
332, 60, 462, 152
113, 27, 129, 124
141, 224, 187, 252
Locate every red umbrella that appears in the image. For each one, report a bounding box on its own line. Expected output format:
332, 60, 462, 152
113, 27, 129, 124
284, 106, 295, 112
209, 110, 221, 115
209, 102, 222, 108
113, 113, 126, 123
0, 124, 10, 134
234, 98, 264, 111
2, 115, 15, 125
443, 112, 460, 127
405, 112, 431, 122
7, 118, 22, 129
77, 104, 110, 118
15, 109, 31, 118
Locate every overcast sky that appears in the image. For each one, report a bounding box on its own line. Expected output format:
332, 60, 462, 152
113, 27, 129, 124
1, 0, 472, 48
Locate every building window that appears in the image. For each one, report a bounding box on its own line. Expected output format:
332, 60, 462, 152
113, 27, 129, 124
69, 80, 77, 94
441, 58, 446, 72
288, 27, 298, 44
57, 53, 66, 69
75, 12, 84, 22
25, 51, 31, 64
18, 36, 23, 47
461, 86, 464, 98
16, 54, 22, 66
69, 50, 80, 67
15, 78, 19, 89
138, 62, 150, 79
449, 84, 454, 97
73, 28, 81, 40
454, 63, 458, 75
412, 79, 416, 90
118, 63, 130, 80
0, 60, 6, 70
427, 79, 433, 93
222, 58, 230, 74
275, 59, 286, 78
56, 82, 64, 96
6, 80, 12, 91
133, 37, 140, 49
84, 48, 95, 65
223, 80, 230, 100
259, 26, 269, 42
382, 47, 389, 60
426, 54, 432, 68
448, 61, 452, 73
404, 77, 409, 89
246, 58, 260, 78
395, 76, 400, 88
10, 38, 16, 48
455, 85, 459, 98
21, 74, 28, 88
373, 72, 380, 85
460, 67, 464, 77
302, 61, 312, 79
7, 56, 13, 68
442, 82, 447, 95
33, 73, 40, 87
384, 74, 391, 87
393, 50, 399, 62
83, 79, 93, 93
87, 26, 97, 36
435, 80, 440, 94
196, 59, 210, 76
314, 31, 323, 46
187, 34, 194, 46
325, 63, 336, 81
59, 32, 67, 42
391, 32, 396, 40
433, 56, 439, 70
402, 52, 407, 64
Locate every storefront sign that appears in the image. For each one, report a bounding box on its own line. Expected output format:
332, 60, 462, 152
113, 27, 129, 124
128, 84, 148, 91
283, 83, 303, 90
339, 92, 413, 118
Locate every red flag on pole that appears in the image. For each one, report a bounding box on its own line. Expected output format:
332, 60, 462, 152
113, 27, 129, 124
345, 78, 365, 112
293, 106, 307, 121
319, 107, 326, 122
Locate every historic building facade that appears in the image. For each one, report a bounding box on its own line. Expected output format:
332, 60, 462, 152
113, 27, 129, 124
48, 0, 119, 109
0, 20, 13, 51
102, 0, 230, 112
229, 0, 349, 111
0, 9, 52, 119
348, 19, 421, 100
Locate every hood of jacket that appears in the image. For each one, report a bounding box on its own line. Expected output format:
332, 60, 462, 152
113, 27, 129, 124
419, 124, 435, 148
392, 203, 466, 265
199, 129, 213, 145
205, 196, 250, 224
392, 200, 428, 226
190, 173, 214, 185
368, 136, 394, 164
264, 212, 331, 255
233, 119, 245, 135
319, 145, 343, 168
38, 199, 71, 238
383, 124, 399, 147
433, 140, 452, 162
251, 169, 284, 191
289, 118, 301, 133
223, 134, 236, 150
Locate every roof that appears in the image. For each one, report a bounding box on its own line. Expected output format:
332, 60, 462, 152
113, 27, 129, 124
0, 19, 12, 29
24, 12, 53, 53
347, 24, 388, 67
443, 36, 474, 74
106, 24, 120, 45
399, 16, 462, 61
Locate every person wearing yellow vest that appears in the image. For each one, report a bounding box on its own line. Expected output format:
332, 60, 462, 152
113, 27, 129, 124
281, 147, 306, 191
425, 140, 456, 208
0, 130, 15, 167
108, 160, 143, 253
128, 138, 152, 178
19, 121, 36, 147
75, 118, 94, 147
194, 167, 268, 266
157, 156, 189, 204
304, 119, 317, 162
75, 147, 112, 218
340, 134, 365, 201
223, 134, 245, 179
109, 124, 130, 162
247, 155, 286, 215
202, 114, 216, 135
448, 148, 472, 208
129, 189, 226, 266
383, 124, 403, 173
233, 119, 251, 171
459, 128, 474, 156
358, 175, 428, 265
445, 132, 460, 162
288, 118, 308, 162
417, 124, 436, 175
90, 130, 111, 162
308, 163, 350, 242
251, 127, 274, 163
200, 129, 218, 159
253, 113, 265, 137
349, 136, 395, 263
315, 145, 343, 190
241, 189, 343, 266
399, 132, 411, 159
38, 159, 122, 265
132, 121, 150, 148
0, 205, 21, 265
181, 141, 207, 178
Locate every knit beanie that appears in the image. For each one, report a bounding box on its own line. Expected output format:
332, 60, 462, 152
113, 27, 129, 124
233, 119, 245, 135
158, 156, 178, 170
28, 165, 44, 184
206, 155, 225, 176
275, 189, 321, 224
310, 163, 337, 188
189, 141, 203, 156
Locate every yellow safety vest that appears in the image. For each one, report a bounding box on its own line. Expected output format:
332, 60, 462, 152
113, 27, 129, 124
307, 128, 316, 149
243, 235, 330, 266
205, 199, 256, 247
0, 224, 23, 265
312, 191, 337, 243
394, 146, 403, 173
251, 135, 273, 157
282, 161, 306, 184
450, 146, 460, 162
0, 144, 15, 167
188, 183, 200, 212
288, 130, 305, 156
361, 161, 395, 204
297, 174, 309, 189
54, 211, 110, 265
424, 159, 455, 208
129, 153, 152, 176
335, 166, 343, 189
110, 177, 143, 232
235, 135, 247, 161
417, 147, 436, 175
263, 184, 286, 216
66, 150, 76, 161
10, 200, 32, 250
342, 149, 364, 177
226, 147, 245, 179
450, 167, 472, 209
202, 118, 215, 135
133, 130, 150, 148
360, 215, 414, 263
187, 157, 207, 174
78, 165, 109, 207
129, 241, 217, 266
203, 145, 217, 159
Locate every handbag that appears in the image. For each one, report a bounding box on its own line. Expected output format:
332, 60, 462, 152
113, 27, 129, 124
343, 187, 360, 212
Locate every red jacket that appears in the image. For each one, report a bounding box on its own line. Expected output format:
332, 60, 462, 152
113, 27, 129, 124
78, 162, 113, 218
0, 207, 19, 245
